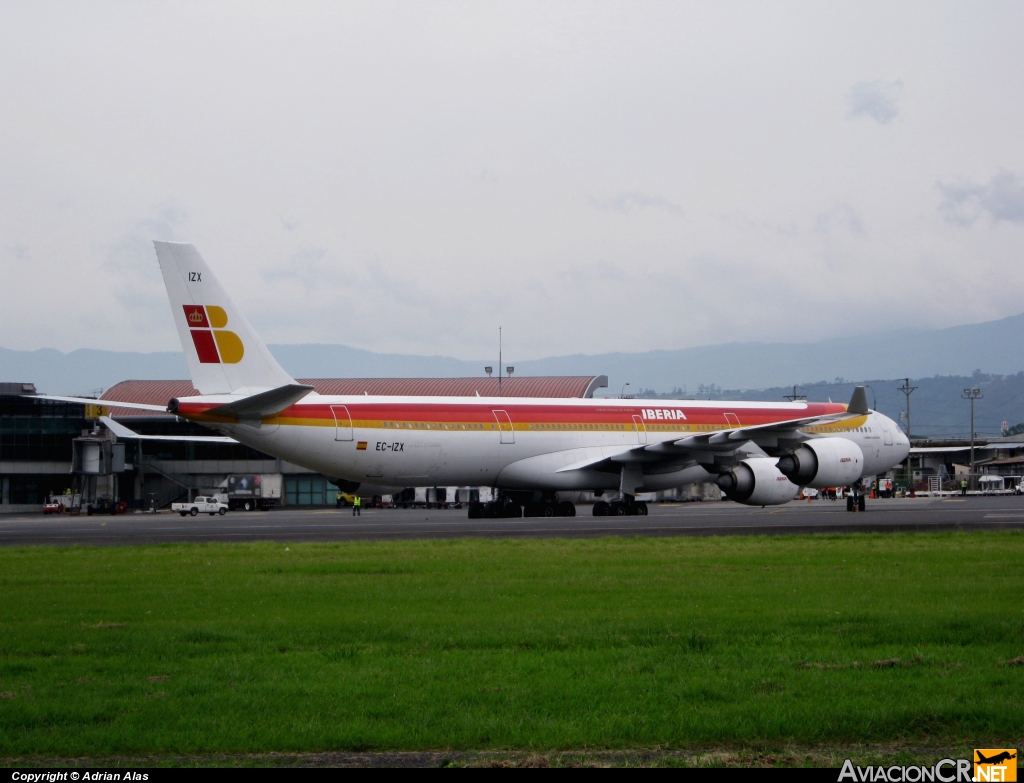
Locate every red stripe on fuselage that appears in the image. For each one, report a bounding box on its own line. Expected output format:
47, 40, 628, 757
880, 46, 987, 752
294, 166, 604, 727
173, 399, 847, 426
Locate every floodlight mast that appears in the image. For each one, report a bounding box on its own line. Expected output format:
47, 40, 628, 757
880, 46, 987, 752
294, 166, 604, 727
962, 387, 982, 491
488, 329, 513, 398
783, 385, 806, 402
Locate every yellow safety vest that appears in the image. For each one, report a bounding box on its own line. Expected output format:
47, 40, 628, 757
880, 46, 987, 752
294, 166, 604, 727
354, 496, 361, 506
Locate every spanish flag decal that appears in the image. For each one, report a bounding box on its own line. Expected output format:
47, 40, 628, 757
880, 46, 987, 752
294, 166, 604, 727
183, 305, 244, 364
356, 442, 368, 450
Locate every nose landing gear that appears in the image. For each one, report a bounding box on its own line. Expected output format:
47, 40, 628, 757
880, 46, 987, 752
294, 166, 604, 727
845, 481, 867, 512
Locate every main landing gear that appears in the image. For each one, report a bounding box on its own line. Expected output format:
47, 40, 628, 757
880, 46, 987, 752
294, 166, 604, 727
524, 499, 576, 518
596, 466, 649, 516
593, 495, 648, 516
467, 493, 577, 519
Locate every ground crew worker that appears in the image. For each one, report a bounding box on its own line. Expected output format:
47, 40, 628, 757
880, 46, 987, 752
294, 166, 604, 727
336, 492, 343, 508
352, 495, 361, 516
961, 478, 968, 497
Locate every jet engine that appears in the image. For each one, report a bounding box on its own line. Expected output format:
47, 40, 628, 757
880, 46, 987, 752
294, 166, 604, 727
775, 437, 864, 488
715, 458, 800, 506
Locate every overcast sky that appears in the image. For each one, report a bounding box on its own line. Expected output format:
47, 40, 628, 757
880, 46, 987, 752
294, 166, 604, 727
2, 2, 1023, 364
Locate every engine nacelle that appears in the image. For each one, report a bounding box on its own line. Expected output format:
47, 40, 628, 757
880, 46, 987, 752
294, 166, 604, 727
775, 437, 864, 488
715, 457, 800, 506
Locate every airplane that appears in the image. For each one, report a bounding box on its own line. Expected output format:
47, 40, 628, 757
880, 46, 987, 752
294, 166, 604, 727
35, 241, 911, 518
976, 751, 1016, 765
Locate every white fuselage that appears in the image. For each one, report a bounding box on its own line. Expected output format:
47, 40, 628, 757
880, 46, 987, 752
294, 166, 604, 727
177, 394, 910, 495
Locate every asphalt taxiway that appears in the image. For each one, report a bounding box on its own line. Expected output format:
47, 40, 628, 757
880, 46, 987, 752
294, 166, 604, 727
1, 495, 1023, 546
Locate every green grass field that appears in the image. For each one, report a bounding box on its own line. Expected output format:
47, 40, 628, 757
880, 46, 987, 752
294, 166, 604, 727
0, 532, 1021, 759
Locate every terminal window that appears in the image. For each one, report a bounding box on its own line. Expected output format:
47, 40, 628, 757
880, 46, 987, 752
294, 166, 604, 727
285, 476, 330, 506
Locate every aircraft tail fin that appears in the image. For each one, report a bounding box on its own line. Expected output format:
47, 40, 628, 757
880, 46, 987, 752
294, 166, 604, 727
848, 386, 869, 415
153, 241, 296, 396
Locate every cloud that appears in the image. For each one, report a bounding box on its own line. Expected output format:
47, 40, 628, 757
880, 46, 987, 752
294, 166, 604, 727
589, 192, 683, 216
846, 79, 903, 124
2, 5, 1023, 358
938, 171, 1024, 226
814, 204, 866, 236
558, 260, 630, 287
261, 246, 329, 290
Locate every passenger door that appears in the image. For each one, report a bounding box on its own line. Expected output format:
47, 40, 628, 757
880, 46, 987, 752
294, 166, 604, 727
492, 410, 514, 444
632, 415, 647, 444
331, 405, 353, 441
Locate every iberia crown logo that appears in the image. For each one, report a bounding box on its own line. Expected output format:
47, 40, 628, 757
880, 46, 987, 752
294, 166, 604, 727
182, 305, 244, 364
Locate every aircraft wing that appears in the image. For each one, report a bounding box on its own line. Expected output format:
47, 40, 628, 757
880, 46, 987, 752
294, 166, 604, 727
557, 387, 869, 474
100, 416, 238, 443
653, 408, 864, 451
671, 385, 869, 445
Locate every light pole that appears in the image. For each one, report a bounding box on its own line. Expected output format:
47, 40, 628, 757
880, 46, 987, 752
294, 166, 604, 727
620, 383, 630, 399
783, 385, 806, 402
898, 378, 917, 489
962, 387, 982, 491
898, 379, 917, 438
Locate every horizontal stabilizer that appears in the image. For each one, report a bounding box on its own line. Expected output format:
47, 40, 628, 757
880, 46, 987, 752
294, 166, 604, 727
170, 383, 315, 422
23, 394, 169, 412
100, 416, 238, 443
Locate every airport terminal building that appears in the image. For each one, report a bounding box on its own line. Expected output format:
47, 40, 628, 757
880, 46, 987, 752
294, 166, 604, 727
1, 376, 609, 512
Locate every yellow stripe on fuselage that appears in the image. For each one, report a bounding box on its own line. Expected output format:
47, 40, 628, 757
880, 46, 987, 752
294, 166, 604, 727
261, 417, 810, 434
802, 415, 868, 434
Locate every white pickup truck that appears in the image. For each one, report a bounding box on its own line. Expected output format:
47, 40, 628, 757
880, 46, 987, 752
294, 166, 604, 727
172, 496, 229, 517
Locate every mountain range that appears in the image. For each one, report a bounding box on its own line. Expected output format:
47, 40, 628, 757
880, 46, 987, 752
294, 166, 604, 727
3, 310, 1024, 438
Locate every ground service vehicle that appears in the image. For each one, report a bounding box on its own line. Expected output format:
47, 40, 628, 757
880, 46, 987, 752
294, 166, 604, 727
172, 496, 228, 517
392, 488, 427, 509
335, 492, 358, 507
40, 242, 912, 520
45, 494, 82, 515
221, 474, 281, 511
86, 497, 126, 516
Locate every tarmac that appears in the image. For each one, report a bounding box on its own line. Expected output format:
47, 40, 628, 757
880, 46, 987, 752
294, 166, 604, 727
1, 494, 1023, 546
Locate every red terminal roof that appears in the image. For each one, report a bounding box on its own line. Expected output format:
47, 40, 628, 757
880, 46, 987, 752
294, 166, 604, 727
102, 376, 608, 417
